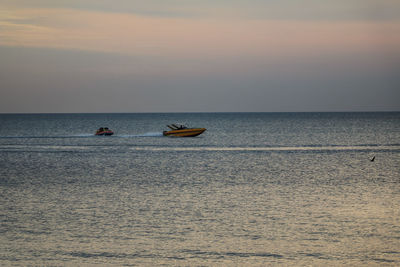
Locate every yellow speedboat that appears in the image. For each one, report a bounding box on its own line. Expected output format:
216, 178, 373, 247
163, 124, 206, 137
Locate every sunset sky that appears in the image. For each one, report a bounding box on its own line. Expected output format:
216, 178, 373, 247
1, 0, 399, 112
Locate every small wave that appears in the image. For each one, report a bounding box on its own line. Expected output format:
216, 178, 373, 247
68, 251, 130, 259
371, 258, 395, 263
180, 249, 283, 259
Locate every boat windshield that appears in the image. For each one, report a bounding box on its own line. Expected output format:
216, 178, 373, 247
168, 124, 187, 130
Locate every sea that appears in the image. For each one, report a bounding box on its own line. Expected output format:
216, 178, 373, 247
0, 112, 399, 266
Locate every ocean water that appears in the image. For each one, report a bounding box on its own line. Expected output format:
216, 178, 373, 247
0, 112, 399, 266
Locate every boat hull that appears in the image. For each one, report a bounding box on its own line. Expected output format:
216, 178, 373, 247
163, 128, 206, 137
95, 130, 114, 136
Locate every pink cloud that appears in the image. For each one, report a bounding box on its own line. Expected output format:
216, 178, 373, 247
1, 6, 399, 60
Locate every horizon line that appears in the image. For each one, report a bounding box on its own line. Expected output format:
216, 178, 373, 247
1, 111, 399, 115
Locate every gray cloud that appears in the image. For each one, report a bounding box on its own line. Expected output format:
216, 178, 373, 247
2, 0, 400, 21
1, 1, 399, 112
1, 46, 399, 112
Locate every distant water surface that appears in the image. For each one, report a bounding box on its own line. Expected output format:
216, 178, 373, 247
1, 112, 399, 266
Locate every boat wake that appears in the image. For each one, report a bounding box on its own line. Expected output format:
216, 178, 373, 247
74, 134, 95, 137
1, 144, 399, 153
119, 132, 163, 138
0, 132, 164, 139
0, 135, 93, 139
129, 144, 400, 152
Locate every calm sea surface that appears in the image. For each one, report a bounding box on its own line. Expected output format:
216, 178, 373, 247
1, 112, 399, 266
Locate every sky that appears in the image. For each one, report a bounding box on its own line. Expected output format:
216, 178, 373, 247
1, 0, 399, 113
